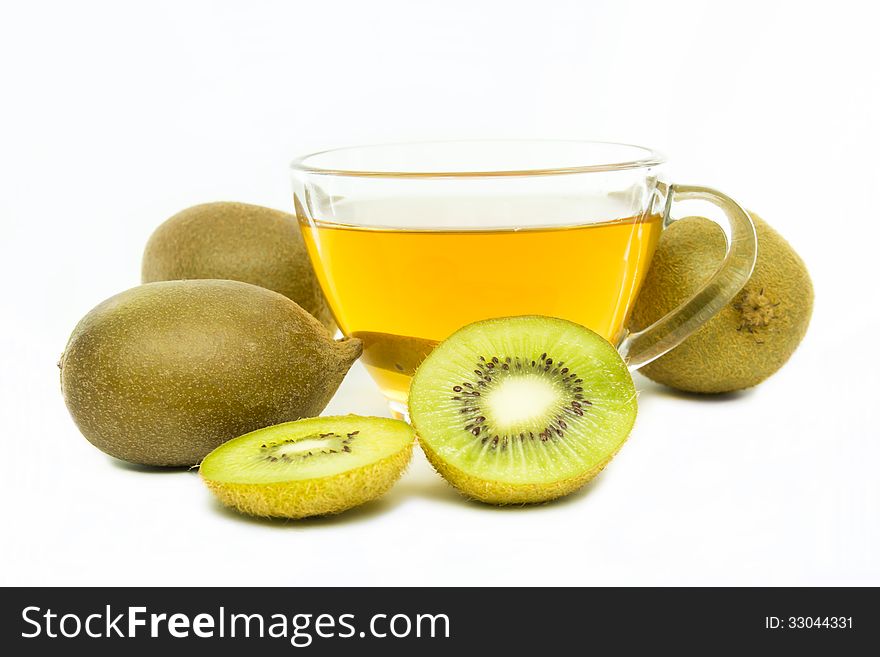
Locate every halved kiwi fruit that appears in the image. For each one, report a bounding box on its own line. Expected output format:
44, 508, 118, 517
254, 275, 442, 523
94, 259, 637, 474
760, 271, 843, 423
409, 316, 637, 505
200, 416, 415, 518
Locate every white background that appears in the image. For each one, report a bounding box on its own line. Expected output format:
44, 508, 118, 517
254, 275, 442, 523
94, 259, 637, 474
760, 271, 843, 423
2, 0, 878, 586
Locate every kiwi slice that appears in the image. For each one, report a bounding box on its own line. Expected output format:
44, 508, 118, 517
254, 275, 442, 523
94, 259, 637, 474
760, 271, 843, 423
409, 316, 637, 505
200, 416, 414, 518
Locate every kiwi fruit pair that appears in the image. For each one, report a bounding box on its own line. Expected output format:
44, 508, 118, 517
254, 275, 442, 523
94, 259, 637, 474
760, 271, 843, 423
629, 212, 813, 393
142, 202, 336, 333
200, 316, 636, 516
60, 279, 361, 466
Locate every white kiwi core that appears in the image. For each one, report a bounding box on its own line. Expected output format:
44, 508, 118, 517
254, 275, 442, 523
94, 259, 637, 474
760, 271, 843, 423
273, 437, 345, 457
485, 376, 559, 432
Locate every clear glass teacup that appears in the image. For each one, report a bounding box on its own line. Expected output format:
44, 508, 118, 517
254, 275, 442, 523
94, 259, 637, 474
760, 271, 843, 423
291, 140, 756, 417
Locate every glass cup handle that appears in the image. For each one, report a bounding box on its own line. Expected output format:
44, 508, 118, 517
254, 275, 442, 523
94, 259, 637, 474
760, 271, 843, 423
619, 184, 758, 371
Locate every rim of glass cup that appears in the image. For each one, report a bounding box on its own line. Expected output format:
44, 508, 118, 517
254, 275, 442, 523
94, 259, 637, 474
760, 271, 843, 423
290, 139, 666, 178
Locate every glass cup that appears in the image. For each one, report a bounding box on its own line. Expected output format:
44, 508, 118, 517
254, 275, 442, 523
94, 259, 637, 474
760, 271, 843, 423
291, 140, 756, 417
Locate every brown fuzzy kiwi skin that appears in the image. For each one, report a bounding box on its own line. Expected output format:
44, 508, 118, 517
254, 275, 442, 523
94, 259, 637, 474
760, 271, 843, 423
60, 280, 362, 467
202, 444, 413, 519
142, 202, 336, 332
629, 212, 813, 393
418, 439, 622, 505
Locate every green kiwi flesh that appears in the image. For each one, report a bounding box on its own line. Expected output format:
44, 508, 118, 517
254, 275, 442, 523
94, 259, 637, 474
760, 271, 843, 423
200, 416, 415, 518
408, 316, 637, 504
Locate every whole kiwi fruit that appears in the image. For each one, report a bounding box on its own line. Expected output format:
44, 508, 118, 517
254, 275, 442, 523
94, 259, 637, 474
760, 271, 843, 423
628, 212, 813, 393
142, 202, 336, 332
60, 280, 362, 466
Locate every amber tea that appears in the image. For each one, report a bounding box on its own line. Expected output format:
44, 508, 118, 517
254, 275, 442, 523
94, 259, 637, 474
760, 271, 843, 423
292, 140, 759, 416
300, 205, 662, 407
